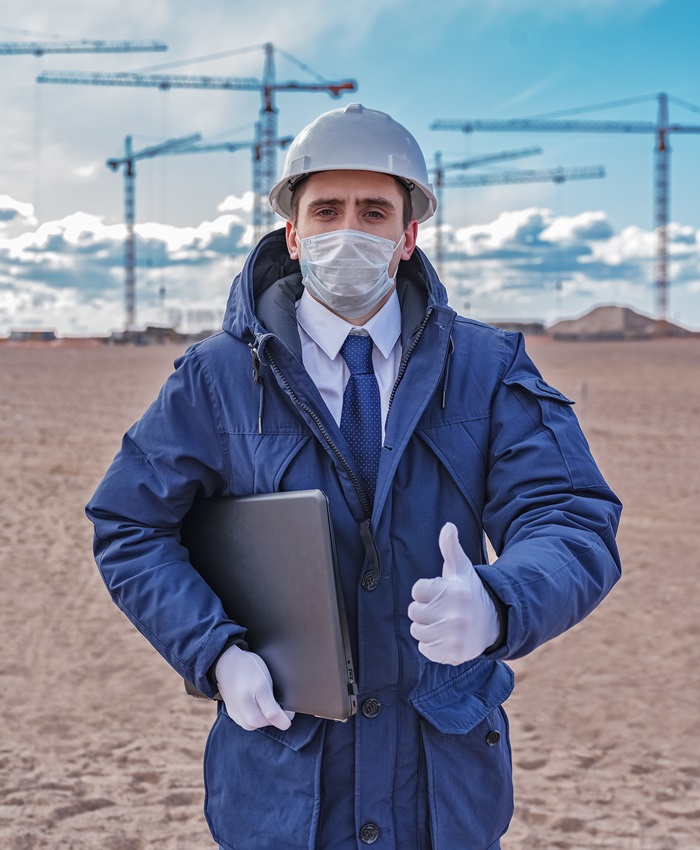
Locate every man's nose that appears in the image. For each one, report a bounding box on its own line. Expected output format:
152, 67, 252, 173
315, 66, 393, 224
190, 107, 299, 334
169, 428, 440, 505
336, 210, 365, 231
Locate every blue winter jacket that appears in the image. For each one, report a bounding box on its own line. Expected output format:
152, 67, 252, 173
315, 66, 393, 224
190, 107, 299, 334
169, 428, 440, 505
87, 229, 621, 850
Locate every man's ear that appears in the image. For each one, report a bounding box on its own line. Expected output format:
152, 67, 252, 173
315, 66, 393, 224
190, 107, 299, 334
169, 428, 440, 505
285, 220, 299, 260
401, 220, 419, 261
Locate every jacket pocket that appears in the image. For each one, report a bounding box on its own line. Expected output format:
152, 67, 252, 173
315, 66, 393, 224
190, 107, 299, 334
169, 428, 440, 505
204, 709, 324, 850
503, 372, 608, 490
412, 660, 514, 848
420, 707, 513, 849
411, 658, 514, 734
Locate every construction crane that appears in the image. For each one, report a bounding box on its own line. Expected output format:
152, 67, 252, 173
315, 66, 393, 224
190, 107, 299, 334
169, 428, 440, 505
432, 146, 542, 278
433, 160, 605, 279
166, 123, 294, 243
431, 92, 700, 321
106, 133, 202, 332
37, 42, 356, 234
0, 39, 167, 56
106, 128, 292, 332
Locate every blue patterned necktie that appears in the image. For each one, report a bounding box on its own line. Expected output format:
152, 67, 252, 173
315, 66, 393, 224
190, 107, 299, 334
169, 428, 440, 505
340, 333, 381, 508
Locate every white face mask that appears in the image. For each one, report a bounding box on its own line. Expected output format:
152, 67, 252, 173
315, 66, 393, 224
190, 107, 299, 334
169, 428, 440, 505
299, 229, 405, 320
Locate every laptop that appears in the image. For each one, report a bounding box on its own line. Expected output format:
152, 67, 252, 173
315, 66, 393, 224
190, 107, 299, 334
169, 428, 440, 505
181, 489, 357, 721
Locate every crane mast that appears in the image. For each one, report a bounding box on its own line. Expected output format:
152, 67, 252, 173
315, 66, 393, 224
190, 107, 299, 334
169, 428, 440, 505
655, 93, 670, 321
258, 43, 278, 235
107, 133, 202, 331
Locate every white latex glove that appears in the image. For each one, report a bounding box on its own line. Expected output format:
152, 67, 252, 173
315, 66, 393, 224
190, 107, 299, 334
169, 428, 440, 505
408, 522, 501, 665
214, 645, 295, 731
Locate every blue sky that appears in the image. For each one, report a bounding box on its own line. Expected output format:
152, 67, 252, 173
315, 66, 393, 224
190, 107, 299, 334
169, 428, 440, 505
1, 0, 699, 335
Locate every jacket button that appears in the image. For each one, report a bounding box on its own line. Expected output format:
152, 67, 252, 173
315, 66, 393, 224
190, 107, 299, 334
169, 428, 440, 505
359, 822, 380, 844
362, 698, 381, 718
486, 730, 501, 747
361, 572, 378, 591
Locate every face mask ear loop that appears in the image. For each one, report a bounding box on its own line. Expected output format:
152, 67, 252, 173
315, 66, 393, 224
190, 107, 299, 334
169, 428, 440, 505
391, 235, 407, 281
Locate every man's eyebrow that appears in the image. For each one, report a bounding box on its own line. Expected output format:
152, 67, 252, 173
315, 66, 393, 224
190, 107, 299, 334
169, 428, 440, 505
306, 197, 345, 210
305, 196, 397, 210
359, 196, 397, 210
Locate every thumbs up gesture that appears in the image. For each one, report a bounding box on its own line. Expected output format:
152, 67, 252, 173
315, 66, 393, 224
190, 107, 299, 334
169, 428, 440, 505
408, 522, 501, 665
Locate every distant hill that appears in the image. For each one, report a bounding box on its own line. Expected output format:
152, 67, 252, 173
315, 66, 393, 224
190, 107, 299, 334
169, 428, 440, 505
549, 305, 698, 341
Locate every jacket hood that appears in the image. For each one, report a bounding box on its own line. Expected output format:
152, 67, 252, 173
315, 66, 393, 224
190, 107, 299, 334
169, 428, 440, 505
222, 227, 450, 344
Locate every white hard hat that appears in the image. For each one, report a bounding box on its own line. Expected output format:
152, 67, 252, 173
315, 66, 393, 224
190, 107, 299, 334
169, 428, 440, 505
269, 103, 437, 223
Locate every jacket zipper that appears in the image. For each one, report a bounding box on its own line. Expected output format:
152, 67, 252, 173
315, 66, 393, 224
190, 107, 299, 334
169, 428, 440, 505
384, 307, 433, 432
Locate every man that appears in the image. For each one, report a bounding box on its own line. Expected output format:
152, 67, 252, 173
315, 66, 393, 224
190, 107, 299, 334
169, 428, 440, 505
87, 104, 621, 849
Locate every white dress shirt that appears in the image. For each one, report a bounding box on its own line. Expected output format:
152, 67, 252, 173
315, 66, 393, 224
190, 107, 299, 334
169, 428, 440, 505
295, 288, 402, 439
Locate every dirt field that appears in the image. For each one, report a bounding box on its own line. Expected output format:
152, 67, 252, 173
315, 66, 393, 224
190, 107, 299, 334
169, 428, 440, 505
1, 336, 698, 849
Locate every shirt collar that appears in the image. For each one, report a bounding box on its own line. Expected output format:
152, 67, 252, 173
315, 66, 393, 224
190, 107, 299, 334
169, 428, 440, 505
296, 288, 401, 361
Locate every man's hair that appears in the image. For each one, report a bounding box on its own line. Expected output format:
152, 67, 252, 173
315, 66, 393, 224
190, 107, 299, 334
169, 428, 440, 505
289, 174, 413, 229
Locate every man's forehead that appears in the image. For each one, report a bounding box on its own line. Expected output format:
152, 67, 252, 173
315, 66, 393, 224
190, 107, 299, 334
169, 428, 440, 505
300, 170, 403, 204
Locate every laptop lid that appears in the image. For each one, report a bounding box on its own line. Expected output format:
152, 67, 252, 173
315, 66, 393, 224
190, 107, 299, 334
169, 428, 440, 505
181, 489, 357, 721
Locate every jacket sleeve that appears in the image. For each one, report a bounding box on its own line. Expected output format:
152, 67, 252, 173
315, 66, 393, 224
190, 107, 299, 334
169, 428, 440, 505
85, 345, 245, 697
475, 332, 622, 660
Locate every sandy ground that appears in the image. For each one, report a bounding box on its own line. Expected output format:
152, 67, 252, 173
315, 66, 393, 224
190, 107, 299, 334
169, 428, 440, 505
0, 336, 698, 849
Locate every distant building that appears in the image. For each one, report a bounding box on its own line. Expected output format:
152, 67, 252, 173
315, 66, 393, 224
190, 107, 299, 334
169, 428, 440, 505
107, 325, 215, 345
549, 305, 697, 341
8, 329, 57, 342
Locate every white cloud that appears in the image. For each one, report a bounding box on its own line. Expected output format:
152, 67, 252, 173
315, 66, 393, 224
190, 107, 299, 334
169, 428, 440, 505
0, 211, 121, 259
452, 208, 553, 255
2, 202, 699, 337
589, 224, 655, 265
0, 203, 251, 335
73, 164, 98, 179
540, 210, 613, 243
428, 206, 700, 327
219, 192, 254, 213
0, 194, 36, 227
138, 213, 251, 256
